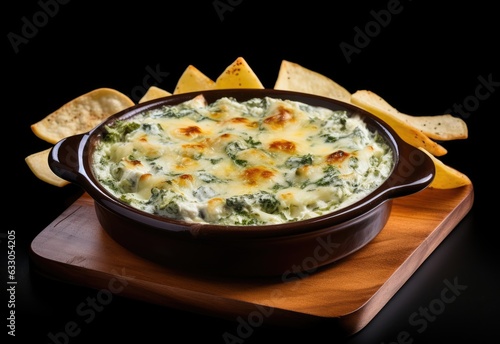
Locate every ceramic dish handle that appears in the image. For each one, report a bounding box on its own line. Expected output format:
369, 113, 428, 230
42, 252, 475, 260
382, 143, 436, 200
49, 133, 90, 185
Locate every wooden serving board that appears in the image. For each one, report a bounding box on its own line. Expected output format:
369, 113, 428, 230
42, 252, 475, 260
30, 185, 473, 335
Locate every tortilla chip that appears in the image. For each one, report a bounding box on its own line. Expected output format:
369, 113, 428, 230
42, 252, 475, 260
274, 60, 351, 103
418, 147, 472, 189
25, 148, 69, 187
350, 90, 448, 156
399, 113, 467, 141
174, 65, 216, 94
31, 88, 134, 144
352, 90, 468, 141
215, 57, 264, 89
139, 86, 172, 103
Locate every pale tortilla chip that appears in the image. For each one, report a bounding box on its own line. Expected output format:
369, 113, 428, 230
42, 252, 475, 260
353, 90, 468, 141
25, 148, 69, 187
274, 60, 351, 103
399, 113, 467, 141
215, 57, 264, 89
418, 147, 472, 189
174, 65, 216, 94
350, 90, 448, 156
31, 88, 134, 144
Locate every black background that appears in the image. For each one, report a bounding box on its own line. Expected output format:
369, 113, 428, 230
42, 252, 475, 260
3, 0, 498, 343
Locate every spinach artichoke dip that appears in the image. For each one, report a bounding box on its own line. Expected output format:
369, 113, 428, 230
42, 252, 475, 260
92, 95, 394, 225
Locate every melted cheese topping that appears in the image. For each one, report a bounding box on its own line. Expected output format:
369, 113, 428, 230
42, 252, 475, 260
92, 95, 394, 225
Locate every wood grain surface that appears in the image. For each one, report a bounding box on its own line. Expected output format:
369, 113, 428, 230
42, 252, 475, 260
30, 185, 473, 335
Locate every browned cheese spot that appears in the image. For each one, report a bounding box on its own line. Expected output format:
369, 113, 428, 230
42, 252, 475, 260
179, 126, 202, 137
263, 106, 295, 129
241, 166, 275, 185
326, 150, 350, 164
268, 140, 296, 154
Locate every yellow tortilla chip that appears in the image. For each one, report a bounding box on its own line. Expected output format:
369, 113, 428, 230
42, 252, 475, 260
352, 90, 468, 141
350, 90, 448, 156
173, 65, 216, 94
215, 57, 264, 89
418, 148, 472, 189
25, 148, 69, 187
31, 88, 134, 144
139, 86, 172, 103
274, 60, 351, 103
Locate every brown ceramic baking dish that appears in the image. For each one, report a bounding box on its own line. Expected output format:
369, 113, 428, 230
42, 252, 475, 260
48, 89, 435, 277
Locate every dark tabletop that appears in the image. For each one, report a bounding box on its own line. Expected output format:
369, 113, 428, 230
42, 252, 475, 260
4, 1, 498, 343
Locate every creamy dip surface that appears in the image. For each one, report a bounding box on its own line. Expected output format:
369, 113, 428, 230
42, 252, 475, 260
92, 95, 394, 225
